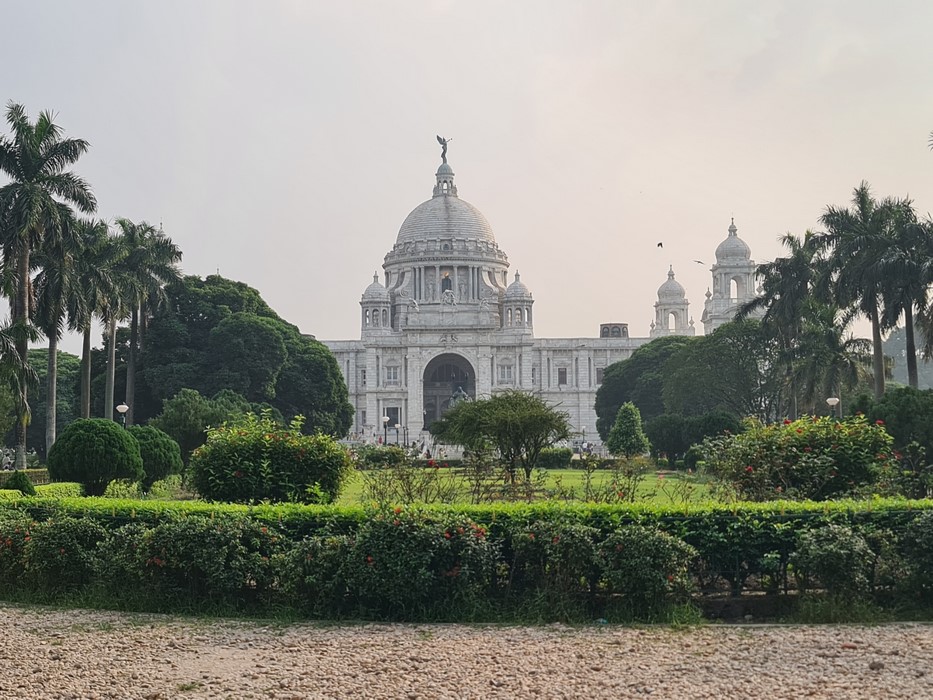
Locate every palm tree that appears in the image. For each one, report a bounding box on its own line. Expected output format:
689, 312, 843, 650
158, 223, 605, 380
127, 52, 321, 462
0, 103, 96, 467
112, 218, 182, 425
875, 206, 931, 389
817, 182, 898, 399
738, 231, 820, 418
68, 219, 118, 418
791, 302, 872, 415
33, 208, 85, 452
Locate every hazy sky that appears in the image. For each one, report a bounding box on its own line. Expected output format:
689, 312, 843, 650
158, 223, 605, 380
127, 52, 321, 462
3, 0, 933, 355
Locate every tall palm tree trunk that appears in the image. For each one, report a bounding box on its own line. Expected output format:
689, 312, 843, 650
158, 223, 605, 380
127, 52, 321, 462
104, 316, 116, 420
46, 333, 58, 455
126, 305, 138, 426
870, 303, 885, 398
81, 326, 92, 418
905, 305, 919, 389
13, 248, 31, 469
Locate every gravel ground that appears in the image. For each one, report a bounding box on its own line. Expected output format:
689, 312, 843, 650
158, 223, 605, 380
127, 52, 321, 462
0, 605, 931, 699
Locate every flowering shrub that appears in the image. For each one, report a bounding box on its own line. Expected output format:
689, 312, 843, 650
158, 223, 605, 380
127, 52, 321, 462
0, 510, 33, 591
905, 511, 933, 596
341, 508, 497, 618
702, 415, 897, 500
276, 535, 352, 615
597, 525, 696, 614
190, 410, 352, 504
23, 517, 107, 593
508, 520, 598, 601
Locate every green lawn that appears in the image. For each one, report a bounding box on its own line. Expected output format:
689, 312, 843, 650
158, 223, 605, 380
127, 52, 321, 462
337, 467, 714, 505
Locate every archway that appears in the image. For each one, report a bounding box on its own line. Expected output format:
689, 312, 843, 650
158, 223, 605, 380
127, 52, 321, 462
423, 353, 476, 429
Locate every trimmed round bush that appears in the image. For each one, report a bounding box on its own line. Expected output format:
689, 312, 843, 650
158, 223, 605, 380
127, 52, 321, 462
47, 419, 144, 496
597, 525, 696, 615
190, 411, 352, 504
127, 425, 183, 489
509, 520, 598, 601
3, 470, 35, 496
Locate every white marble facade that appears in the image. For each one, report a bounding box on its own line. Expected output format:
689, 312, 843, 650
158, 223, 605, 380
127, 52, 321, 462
323, 152, 760, 447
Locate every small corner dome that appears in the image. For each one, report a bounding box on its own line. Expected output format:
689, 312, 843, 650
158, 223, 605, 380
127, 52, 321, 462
504, 271, 532, 299
657, 267, 685, 300
361, 272, 390, 302
436, 162, 454, 176
715, 219, 751, 262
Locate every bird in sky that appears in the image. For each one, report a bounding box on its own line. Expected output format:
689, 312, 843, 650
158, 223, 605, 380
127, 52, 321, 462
657, 242, 663, 248
693, 260, 705, 265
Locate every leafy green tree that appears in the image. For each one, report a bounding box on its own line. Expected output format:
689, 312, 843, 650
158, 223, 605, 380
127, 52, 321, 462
606, 402, 650, 457
594, 335, 695, 441
126, 425, 183, 489
0, 103, 96, 467
206, 312, 287, 401
148, 388, 246, 464
663, 320, 782, 420
431, 390, 572, 481
643, 414, 688, 460
47, 418, 143, 496
682, 411, 743, 447
859, 387, 933, 457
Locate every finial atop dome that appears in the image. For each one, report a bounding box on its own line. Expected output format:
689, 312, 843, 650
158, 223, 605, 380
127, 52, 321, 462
515, 270, 521, 282
373, 271, 379, 283
433, 137, 458, 197
728, 218, 738, 236
668, 265, 675, 278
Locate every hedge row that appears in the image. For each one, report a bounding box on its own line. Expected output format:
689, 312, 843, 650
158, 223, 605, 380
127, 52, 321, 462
0, 498, 932, 620
0, 470, 49, 488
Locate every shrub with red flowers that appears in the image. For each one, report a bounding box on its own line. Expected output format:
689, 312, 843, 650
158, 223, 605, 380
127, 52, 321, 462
508, 519, 599, 604
0, 510, 33, 592
596, 525, 696, 615
340, 508, 497, 618
702, 415, 897, 500
190, 409, 352, 504
23, 516, 108, 594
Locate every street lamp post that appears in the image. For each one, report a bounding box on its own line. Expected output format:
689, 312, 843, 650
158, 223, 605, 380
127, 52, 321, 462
826, 396, 840, 419
116, 403, 129, 429
382, 415, 389, 445
394, 423, 401, 444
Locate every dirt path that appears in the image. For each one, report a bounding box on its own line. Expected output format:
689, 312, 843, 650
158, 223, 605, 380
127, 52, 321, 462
0, 604, 931, 699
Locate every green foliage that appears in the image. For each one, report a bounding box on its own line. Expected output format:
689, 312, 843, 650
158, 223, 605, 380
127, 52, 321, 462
432, 390, 571, 481
23, 349, 81, 458
103, 480, 142, 499
341, 509, 497, 619
127, 425, 183, 488
606, 402, 650, 457
905, 511, 933, 595
190, 410, 352, 504
148, 388, 246, 463
276, 535, 351, 616
354, 445, 409, 470
792, 524, 875, 597
0, 381, 18, 449
702, 415, 897, 501
135, 274, 352, 436
3, 470, 35, 496
0, 509, 33, 591
134, 517, 284, 603
46, 419, 144, 496
644, 414, 688, 459
34, 482, 83, 498
538, 447, 573, 469
23, 516, 107, 593
597, 526, 696, 613
861, 387, 933, 456
663, 320, 782, 420
508, 520, 598, 606
595, 336, 695, 440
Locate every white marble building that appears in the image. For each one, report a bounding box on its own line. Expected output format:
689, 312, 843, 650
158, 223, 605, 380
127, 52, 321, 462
323, 150, 759, 446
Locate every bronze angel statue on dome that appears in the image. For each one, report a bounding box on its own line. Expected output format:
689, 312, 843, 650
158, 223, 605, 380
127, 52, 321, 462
437, 135, 452, 164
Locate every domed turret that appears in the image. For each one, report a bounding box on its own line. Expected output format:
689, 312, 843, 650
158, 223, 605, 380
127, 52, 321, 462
360, 272, 391, 332
715, 218, 751, 262
503, 271, 533, 330
657, 266, 686, 301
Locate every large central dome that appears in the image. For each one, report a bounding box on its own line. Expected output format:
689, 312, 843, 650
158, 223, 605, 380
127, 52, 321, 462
395, 162, 496, 245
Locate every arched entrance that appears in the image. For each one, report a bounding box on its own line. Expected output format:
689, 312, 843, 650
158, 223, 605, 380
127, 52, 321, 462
423, 353, 476, 429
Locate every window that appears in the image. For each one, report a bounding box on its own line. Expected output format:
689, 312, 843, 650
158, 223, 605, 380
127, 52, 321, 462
532, 367, 537, 383
558, 367, 568, 385
360, 410, 367, 426
360, 369, 367, 386
497, 364, 513, 384
610, 326, 621, 337
385, 365, 399, 385
596, 367, 605, 384
601, 326, 609, 337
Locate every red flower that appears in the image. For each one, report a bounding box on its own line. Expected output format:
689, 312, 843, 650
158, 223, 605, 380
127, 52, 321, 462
234, 470, 244, 479
366, 555, 374, 564
796, 428, 803, 434
444, 531, 451, 539
667, 575, 674, 583
875, 419, 885, 426
393, 519, 400, 526
427, 460, 435, 467
783, 419, 792, 425
552, 536, 560, 544
393, 506, 402, 515
528, 533, 535, 540
803, 447, 812, 453
745, 466, 754, 473
59, 547, 65, 555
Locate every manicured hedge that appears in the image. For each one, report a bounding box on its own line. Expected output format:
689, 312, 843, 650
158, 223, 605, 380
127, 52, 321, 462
1, 497, 932, 621
0, 469, 49, 488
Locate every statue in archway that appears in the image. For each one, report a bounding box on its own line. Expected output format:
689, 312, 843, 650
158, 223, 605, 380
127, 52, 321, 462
450, 385, 471, 408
